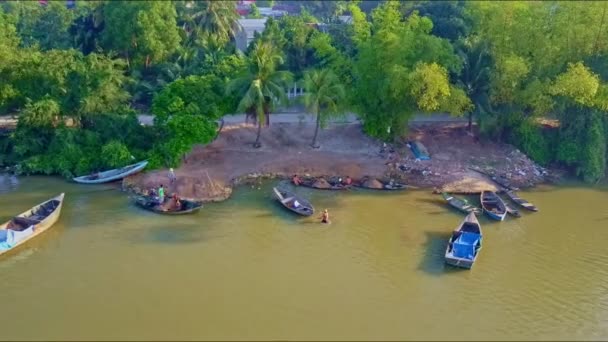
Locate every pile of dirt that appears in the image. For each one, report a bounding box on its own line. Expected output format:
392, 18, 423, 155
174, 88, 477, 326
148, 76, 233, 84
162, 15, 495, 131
361, 177, 383, 189
312, 178, 331, 189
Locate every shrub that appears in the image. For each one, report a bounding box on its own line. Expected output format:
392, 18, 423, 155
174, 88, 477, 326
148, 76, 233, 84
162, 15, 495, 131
101, 141, 132, 169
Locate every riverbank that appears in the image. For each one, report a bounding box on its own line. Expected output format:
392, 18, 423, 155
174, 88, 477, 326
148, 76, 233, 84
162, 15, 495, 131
123, 121, 549, 202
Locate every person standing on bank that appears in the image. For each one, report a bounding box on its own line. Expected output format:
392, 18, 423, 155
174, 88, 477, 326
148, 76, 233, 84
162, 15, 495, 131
169, 168, 176, 184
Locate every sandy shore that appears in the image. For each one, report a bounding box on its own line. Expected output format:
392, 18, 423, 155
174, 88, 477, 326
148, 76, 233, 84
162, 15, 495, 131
123, 121, 549, 202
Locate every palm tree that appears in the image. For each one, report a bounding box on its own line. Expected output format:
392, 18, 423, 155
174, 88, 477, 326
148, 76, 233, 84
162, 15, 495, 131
227, 41, 292, 148
302, 69, 346, 148
456, 36, 493, 132
187, 0, 241, 49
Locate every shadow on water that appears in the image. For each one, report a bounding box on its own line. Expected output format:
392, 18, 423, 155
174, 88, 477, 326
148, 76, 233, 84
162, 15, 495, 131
125, 220, 225, 245
144, 225, 205, 245
418, 230, 467, 276
416, 197, 446, 208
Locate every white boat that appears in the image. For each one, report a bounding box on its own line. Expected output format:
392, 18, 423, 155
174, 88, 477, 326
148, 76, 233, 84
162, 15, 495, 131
73, 160, 148, 184
0, 193, 65, 256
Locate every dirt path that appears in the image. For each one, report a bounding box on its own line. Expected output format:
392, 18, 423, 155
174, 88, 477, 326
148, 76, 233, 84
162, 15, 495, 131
124, 122, 548, 202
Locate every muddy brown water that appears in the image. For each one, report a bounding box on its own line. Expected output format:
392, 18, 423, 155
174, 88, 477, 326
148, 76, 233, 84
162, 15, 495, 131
0, 174, 607, 340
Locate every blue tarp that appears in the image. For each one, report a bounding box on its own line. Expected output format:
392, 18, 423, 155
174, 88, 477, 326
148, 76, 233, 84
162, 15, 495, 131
409, 141, 431, 160
452, 232, 480, 259
0, 226, 35, 250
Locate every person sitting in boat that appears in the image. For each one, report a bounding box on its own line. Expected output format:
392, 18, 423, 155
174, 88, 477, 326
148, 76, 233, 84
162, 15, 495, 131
292, 174, 301, 186
321, 209, 329, 223
343, 176, 352, 185
172, 193, 181, 209
292, 199, 301, 208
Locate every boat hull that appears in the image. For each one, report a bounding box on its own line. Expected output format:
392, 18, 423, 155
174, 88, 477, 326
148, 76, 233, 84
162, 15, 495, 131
299, 178, 350, 191
445, 256, 474, 269
0, 193, 65, 257
484, 210, 507, 221
444, 213, 482, 269
504, 190, 539, 212
134, 196, 202, 215
73, 161, 148, 184
480, 191, 507, 221
273, 187, 314, 216
442, 193, 481, 214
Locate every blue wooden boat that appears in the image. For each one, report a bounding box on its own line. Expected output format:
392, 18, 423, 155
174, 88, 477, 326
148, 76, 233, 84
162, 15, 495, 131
73, 160, 148, 184
445, 212, 483, 269
480, 191, 507, 221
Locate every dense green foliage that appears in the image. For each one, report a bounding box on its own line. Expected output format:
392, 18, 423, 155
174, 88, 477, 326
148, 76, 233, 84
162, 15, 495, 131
1, 1, 608, 182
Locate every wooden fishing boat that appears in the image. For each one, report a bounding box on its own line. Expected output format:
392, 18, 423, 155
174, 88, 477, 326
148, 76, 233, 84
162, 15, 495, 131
504, 190, 538, 212
354, 177, 408, 191
480, 191, 507, 221
272, 187, 314, 216
0, 193, 65, 256
503, 200, 521, 218
445, 212, 483, 269
133, 195, 202, 215
441, 192, 481, 214
299, 177, 351, 190
73, 160, 148, 184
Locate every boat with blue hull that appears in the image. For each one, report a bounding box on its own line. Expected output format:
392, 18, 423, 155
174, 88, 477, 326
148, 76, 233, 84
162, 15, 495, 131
480, 191, 507, 221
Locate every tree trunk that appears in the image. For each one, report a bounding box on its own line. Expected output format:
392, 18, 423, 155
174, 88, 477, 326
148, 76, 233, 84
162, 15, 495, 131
253, 118, 262, 148
311, 111, 321, 148
594, 2, 608, 54
468, 111, 473, 132
214, 118, 225, 141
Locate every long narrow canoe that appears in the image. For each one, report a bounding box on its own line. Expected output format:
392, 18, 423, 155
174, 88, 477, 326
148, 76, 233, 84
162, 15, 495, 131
480, 191, 507, 221
73, 160, 148, 184
133, 195, 202, 215
0, 193, 65, 256
445, 212, 482, 269
441, 192, 481, 214
273, 187, 314, 216
504, 190, 538, 212
503, 200, 522, 218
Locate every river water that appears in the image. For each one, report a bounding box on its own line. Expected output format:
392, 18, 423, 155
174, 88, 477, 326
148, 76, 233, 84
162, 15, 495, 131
0, 174, 607, 340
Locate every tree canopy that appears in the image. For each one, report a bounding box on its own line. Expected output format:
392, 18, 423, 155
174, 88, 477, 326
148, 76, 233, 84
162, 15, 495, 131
1, 0, 608, 182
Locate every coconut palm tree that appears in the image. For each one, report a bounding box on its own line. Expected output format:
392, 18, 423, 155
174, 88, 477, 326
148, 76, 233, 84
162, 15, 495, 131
227, 41, 292, 148
186, 0, 241, 49
456, 36, 493, 132
301, 69, 346, 148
